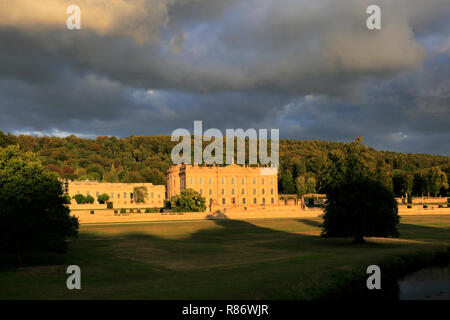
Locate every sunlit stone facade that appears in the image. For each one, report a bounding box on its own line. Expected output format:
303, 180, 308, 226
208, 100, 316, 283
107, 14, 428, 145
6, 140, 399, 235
166, 163, 279, 207
65, 180, 165, 207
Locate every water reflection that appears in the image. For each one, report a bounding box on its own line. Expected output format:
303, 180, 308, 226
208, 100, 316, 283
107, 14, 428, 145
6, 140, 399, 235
398, 266, 450, 300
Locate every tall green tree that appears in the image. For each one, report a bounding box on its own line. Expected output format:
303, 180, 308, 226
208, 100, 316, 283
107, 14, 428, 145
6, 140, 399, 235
0, 145, 79, 263
320, 138, 399, 243
392, 170, 413, 196
425, 167, 448, 196
141, 168, 166, 185
279, 170, 296, 194
296, 175, 316, 196
412, 172, 428, 196
170, 189, 206, 212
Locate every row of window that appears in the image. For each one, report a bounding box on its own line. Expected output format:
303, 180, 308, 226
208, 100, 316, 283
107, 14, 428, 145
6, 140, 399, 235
189, 177, 275, 185
76, 191, 161, 199
199, 188, 275, 196
212, 197, 276, 205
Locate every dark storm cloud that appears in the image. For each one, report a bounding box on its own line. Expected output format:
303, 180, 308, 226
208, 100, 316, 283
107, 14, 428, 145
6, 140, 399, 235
0, 0, 449, 155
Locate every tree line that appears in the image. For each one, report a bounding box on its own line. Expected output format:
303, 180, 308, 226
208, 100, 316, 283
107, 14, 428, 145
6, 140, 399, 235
1, 131, 449, 197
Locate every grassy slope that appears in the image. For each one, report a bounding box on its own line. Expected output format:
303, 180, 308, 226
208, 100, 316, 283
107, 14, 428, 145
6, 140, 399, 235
0, 215, 449, 299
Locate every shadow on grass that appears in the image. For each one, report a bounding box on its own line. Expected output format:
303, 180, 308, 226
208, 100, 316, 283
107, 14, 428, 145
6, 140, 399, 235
296, 218, 323, 228
1, 215, 449, 300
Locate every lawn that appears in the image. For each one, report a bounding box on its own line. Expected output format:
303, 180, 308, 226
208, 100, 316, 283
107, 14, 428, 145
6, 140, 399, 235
0, 215, 449, 299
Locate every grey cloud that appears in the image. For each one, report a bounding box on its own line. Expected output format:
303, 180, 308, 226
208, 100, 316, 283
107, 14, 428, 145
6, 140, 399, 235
0, 0, 450, 155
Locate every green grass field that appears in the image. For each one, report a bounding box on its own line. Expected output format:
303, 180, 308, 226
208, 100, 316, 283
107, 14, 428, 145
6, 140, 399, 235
1, 215, 449, 299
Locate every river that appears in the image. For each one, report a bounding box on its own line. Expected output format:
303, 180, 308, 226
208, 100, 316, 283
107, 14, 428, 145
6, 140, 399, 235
398, 266, 450, 300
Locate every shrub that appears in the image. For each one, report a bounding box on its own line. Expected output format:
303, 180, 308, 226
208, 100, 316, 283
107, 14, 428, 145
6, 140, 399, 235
85, 195, 95, 204
97, 193, 110, 204
120, 208, 126, 214
407, 196, 413, 204
73, 194, 86, 204
129, 209, 134, 213
107, 202, 113, 209
407, 205, 412, 208
170, 189, 206, 212
90, 210, 94, 214
114, 209, 118, 214
439, 204, 444, 208
145, 208, 159, 213
423, 205, 428, 208
137, 209, 141, 213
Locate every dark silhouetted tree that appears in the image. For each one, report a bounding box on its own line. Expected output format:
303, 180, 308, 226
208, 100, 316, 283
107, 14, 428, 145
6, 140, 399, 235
0, 145, 79, 264
320, 138, 399, 243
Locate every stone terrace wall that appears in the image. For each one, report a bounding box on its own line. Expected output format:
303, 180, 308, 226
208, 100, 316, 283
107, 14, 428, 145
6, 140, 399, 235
71, 207, 323, 224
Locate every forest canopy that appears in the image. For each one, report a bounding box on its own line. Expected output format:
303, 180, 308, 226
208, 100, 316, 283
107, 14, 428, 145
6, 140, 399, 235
1, 131, 449, 197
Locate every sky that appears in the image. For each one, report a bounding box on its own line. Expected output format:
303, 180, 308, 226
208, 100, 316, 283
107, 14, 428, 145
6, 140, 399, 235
0, 0, 449, 155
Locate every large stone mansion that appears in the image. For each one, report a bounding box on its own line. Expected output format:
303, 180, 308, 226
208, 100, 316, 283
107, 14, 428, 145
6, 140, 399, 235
65, 163, 282, 209
65, 180, 165, 207
167, 163, 279, 208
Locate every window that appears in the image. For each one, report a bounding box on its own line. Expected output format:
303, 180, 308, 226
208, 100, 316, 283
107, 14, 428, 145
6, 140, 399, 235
118, 193, 120, 199
209, 189, 212, 195
231, 178, 234, 185
242, 198, 246, 204
241, 178, 245, 184
231, 189, 235, 195
190, 177, 193, 185
200, 189, 203, 195
222, 198, 226, 204
262, 178, 265, 185
221, 188, 225, 195
253, 198, 257, 204
151, 192, 154, 198
271, 198, 274, 204
221, 177, 225, 184
242, 189, 245, 195
262, 198, 265, 204
209, 177, 212, 185
271, 188, 274, 195
158, 194, 161, 198
199, 177, 203, 185
124, 192, 127, 198
253, 188, 256, 195
262, 189, 265, 195
271, 178, 274, 184
111, 193, 114, 199
253, 178, 256, 184
96, 192, 99, 197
